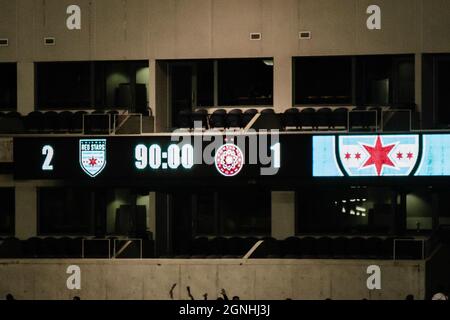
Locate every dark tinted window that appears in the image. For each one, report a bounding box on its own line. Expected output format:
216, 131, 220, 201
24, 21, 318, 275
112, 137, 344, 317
218, 59, 273, 106
194, 190, 270, 236
0, 63, 17, 110
94, 61, 149, 112
36, 62, 92, 109
38, 188, 93, 235
196, 61, 214, 107
437, 59, 450, 125
296, 187, 395, 234
355, 55, 414, 106
294, 56, 352, 105
36, 61, 148, 111
0, 188, 15, 235
294, 55, 414, 107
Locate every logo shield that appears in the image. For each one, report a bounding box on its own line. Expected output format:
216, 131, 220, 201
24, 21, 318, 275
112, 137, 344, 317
79, 139, 107, 177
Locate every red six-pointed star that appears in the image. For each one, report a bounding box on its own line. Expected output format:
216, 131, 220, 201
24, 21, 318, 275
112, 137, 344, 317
362, 136, 396, 176
89, 157, 98, 166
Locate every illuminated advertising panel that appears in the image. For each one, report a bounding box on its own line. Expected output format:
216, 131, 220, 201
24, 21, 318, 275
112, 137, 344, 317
313, 134, 450, 177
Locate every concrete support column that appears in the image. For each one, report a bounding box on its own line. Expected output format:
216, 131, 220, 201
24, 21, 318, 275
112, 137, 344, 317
271, 191, 296, 240
17, 62, 35, 115
15, 185, 37, 239
273, 55, 293, 113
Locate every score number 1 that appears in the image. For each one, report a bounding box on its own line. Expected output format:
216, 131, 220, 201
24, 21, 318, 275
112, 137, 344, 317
42, 145, 54, 171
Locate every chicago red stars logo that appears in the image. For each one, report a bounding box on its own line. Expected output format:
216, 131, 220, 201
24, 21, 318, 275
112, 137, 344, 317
215, 144, 244, 177
79, 139, 107, 177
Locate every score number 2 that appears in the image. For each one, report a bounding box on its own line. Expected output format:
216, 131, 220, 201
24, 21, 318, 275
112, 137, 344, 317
42, 145, 54, 171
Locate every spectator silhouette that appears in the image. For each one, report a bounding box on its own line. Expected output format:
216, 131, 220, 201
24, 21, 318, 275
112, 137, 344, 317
187, 286, 195, 300
221, 289, 229, 301
6, 294, 15, 301
169, 283, 177, 300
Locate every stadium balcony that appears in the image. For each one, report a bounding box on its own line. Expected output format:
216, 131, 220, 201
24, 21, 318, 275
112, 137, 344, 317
0, 236, 155, 259
0, 233, 442, 260
0, 110, 154, 135
171, 105, 417, 133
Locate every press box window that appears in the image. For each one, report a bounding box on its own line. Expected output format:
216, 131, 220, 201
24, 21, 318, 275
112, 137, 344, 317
218, 58, 273, 106
38, 188, 94, 235
0, 188, 15, 235
0, 63, 17, 110
294, 56, 352, 105
354, 55, 414, 107
36, 61, 149, 111
193, 190, 270, 236
36, 62, 92, 109
296, 187, 396, 235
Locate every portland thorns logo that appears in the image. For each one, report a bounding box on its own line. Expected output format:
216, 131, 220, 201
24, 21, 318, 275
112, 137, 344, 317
79, 139, 107, 177
215, 144, 244, 177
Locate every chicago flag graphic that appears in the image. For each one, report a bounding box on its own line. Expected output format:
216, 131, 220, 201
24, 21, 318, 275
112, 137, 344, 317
338, 135, 419, 176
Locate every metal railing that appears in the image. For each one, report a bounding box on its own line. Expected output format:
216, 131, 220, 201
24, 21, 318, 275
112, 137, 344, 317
381, 109, 412, 132
81, 238, 111, 259
82, 112, 144, 135
82, 113, 113, 135
112, 238, 143, 259
348, 109, 378, 132
81, 238, 143, 259
113, 113, 143, 135
347, 109, 413, 133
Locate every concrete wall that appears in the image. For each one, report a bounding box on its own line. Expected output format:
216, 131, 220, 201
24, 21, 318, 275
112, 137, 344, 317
1, 0, 450, 63
0, 258, 425, 300
2, 0, 449, 119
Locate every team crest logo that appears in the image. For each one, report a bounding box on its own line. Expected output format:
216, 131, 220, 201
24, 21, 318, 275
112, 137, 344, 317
79, 139, 107, 177
215, 144, 244, 177
338, 135, 420, 176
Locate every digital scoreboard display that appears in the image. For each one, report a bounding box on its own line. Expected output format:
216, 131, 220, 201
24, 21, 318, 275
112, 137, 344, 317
15, 133, 449, 184
13, 134, 312, 182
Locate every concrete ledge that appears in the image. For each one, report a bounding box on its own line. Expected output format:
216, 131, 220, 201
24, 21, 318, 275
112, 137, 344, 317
0, 258, 425, 300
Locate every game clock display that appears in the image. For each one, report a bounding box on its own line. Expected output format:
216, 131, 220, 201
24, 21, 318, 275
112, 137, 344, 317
134, 144, 195, 171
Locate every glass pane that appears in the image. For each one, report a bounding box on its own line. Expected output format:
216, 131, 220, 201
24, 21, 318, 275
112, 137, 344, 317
218, 59, 273, 106
297, 187, 394, 234
0, 188, 14, 235
0, 63, 17, 110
